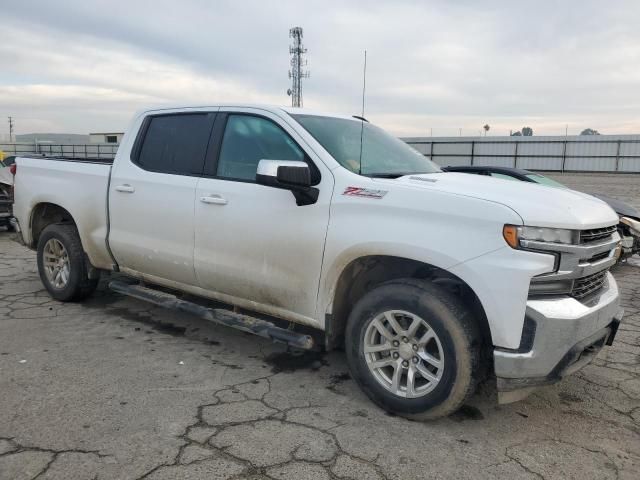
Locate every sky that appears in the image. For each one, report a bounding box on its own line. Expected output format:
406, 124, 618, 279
1, 0, 639, 137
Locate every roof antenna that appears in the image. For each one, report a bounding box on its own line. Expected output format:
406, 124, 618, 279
358, 50, 367, 175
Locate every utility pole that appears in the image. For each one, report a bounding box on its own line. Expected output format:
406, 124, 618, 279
8, 117, 14, 142
287, 27, 310, 108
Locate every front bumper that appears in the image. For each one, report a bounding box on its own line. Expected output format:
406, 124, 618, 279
494, 272, 623, 402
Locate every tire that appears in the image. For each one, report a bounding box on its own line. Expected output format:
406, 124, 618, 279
37, 223, 99, 301
345, 278, 481, 420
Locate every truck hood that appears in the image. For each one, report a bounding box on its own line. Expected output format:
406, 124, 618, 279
387, 172, 618, 229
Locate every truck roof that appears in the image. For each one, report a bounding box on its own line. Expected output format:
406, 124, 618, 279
137, 104, 361, 122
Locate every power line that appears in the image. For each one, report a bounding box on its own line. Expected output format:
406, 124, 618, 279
287, 27, 310, 108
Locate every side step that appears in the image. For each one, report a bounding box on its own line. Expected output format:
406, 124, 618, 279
109, 281, 314, 350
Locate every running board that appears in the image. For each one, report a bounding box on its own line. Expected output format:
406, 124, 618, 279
109, 281, 314, 350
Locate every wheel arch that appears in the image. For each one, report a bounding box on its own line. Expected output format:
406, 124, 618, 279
29, 202, 77, 249
325, 255, 493, 352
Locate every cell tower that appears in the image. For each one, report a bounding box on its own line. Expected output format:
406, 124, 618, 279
287, 27, 309, 108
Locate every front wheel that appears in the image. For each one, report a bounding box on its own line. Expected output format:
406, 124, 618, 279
37, 224, 99, 301
345, 279, 481, 420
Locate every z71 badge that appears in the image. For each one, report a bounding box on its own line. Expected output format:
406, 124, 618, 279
342, 186, 388, 199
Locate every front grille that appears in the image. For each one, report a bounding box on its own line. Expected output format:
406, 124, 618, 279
580, 225, 616, 244
571, 270, 608, 299
0, 193, 11, 214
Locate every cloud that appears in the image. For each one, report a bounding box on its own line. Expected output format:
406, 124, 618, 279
1, 0, 639, 136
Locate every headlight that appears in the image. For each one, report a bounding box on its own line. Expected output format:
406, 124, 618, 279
503, 225, 578, 249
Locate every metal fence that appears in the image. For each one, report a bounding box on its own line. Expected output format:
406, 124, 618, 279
403, 135, 640, 173
0, 143, 119, 159
4, 137, 640, 173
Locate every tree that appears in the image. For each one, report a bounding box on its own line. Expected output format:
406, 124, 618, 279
521, 127, 533, 136
483, 124, 490, 136
580, 128, 600, 135
511, 131, 522, 136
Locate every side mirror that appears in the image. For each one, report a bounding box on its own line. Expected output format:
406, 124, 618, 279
256, 160, 310, 188
256, 160, 318, 206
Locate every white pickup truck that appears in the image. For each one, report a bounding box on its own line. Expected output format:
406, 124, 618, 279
12, 105, 623, 419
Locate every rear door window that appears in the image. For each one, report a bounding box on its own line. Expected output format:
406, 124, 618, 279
135, 113, 215, 175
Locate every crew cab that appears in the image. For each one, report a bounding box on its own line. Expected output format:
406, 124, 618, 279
11, 105, 624, 419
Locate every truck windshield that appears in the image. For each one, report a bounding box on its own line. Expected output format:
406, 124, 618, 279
291, 114, 441, 177
525, 173, 566, 189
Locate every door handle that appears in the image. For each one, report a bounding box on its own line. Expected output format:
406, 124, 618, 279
115, 184, 135, 193
200, 194, 228, 205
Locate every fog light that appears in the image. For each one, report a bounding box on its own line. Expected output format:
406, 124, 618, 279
528, 279, 573, 296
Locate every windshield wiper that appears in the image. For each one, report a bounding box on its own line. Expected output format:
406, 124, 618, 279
365, 172, 432, 179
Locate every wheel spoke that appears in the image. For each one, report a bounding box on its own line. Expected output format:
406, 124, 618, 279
406, 366, 416, 397
418, 329, 435, 346
406, 316, 421, 337
371, 318, 395, 341
53, 269, 62, 287
364, 342, 393, 354
418, 350, 442, 369
371, 357, 395, 370
415, 363, 438, 383
383, 311, 404, 336
390, 362, 401, 393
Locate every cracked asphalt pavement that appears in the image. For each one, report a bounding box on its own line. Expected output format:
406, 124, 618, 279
1, 173, 639, 479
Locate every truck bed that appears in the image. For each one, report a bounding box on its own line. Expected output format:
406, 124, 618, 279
12, 155, 114, 269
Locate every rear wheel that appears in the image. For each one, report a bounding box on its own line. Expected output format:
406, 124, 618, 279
345, 279, 481, 420
37, 224, 99, 301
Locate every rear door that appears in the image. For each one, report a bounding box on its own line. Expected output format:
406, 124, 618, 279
193, 108, 333, 323
108, 111, 217, 285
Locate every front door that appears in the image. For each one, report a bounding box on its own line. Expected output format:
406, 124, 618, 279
194, 109, 332, 324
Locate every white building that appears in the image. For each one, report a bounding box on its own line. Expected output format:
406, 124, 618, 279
89, 132, 124, 144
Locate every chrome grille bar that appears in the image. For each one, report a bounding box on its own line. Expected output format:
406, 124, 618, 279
580, 225, 617, 244
571, 271, 608, 299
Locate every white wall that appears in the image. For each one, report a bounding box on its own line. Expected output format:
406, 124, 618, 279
403, 134, 640, 172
